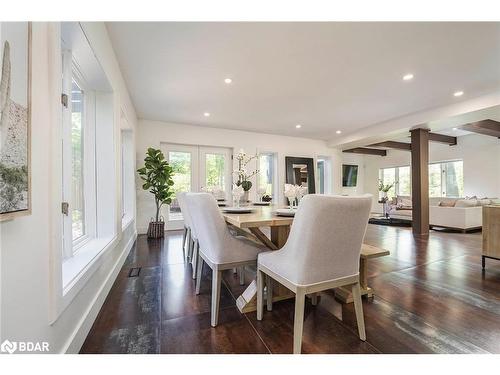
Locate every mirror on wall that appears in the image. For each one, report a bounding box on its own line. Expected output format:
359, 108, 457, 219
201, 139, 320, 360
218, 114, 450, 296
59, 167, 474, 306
285, 157, 315, 194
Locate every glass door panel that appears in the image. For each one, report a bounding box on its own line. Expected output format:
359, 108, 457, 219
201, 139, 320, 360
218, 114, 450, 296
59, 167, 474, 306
162, 144, 199, 229
199, 147, 232, 201
162, 144, 231, 230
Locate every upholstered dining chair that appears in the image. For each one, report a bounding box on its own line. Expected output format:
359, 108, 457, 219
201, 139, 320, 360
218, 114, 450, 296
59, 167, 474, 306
256, 194, 372, 354
184, 193, 266, 327
177, 192, 200, 279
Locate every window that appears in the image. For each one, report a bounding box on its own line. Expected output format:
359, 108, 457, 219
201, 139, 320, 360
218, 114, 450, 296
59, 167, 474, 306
121, 127, 134, 228
378, 160, 463, 199
205, 153, 226, 190
60, 28, 115, 289
71, 79, 85, 241
379, 167, 397, 199
429, 160, 464, 198
258, 153, 276, 197
62, 54, 97, 257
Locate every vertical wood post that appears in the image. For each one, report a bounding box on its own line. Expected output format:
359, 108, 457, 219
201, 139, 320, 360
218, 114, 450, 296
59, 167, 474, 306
410, 128, 429, 235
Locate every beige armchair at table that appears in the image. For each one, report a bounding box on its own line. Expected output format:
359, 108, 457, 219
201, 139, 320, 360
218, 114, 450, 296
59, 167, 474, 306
185, 193, 266, 327
177, 192, 200, 279
256, 194, 372, 354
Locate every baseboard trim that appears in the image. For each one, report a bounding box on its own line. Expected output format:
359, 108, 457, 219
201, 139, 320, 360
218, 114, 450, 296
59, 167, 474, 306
61, 230, 137, 353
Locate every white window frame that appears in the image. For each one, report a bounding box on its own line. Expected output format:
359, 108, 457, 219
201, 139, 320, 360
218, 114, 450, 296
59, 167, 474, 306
62, 52, 97, 259
379, 165, 411, 198
429, 159, 464, 198
379, 160, 463, 198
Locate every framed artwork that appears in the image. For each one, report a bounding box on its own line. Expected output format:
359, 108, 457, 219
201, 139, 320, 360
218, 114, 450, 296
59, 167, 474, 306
0, 22, 31, 221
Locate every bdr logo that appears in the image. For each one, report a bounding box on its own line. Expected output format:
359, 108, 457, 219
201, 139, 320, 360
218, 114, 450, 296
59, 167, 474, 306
1, 339, 50, 354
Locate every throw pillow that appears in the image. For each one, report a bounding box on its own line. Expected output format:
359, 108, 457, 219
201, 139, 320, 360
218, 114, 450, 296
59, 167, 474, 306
439, 201, 456, 207
455, 199, 478, 207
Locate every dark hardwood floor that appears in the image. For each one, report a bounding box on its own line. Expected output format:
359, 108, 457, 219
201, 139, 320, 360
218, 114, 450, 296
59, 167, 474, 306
80, 225, 500, 354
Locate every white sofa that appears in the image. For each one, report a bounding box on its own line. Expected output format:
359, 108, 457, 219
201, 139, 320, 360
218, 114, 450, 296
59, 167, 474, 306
388, 196, 484, 232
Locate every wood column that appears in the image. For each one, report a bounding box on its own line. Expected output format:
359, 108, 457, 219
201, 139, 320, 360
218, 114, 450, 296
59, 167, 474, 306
410, 128, 430, 235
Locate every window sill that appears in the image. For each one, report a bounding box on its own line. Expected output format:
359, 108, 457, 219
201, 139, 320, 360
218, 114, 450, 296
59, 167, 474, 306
62, 236, 115, 295
121, 214, 134, 231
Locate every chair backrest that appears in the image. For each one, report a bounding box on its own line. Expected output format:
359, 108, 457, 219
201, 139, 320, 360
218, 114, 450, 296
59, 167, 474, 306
282, 194, 372, 285
184, 192, 231, 262
177, 192, 195, 236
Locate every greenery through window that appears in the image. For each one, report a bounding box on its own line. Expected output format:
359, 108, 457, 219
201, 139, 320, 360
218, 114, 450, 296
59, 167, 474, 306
205, 153, 225, 190
379, 160, 463, 199
71, 79, 85, 241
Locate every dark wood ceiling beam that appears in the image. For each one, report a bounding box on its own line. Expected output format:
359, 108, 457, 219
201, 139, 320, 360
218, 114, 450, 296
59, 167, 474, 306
343, 147, 387, 156
459, 119, 500, 138
369, 141, 412, 151
428, 132, 457, 146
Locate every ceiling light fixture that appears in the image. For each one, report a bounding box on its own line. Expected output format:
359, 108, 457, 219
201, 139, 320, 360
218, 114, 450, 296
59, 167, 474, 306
336, 130, 342, 134
403, 73, 414, 81
224, 78, 232, 84
295, 124, 302, 129
452, 127, 458, 131
204, 112, 210, 117
453, 91, 464, 97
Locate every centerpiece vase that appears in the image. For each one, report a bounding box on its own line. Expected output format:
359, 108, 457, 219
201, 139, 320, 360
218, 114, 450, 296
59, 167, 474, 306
240, 191, 250, 205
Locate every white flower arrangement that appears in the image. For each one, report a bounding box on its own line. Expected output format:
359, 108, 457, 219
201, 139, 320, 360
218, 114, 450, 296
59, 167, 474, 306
284, 184, 308, 208
233, 149, 259, 191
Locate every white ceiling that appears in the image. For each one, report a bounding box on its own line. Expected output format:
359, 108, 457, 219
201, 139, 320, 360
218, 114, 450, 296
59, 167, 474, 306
107, 22, 500, 140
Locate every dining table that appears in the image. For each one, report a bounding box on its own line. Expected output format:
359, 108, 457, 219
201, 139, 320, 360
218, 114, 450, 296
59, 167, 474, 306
221, 204, 390, 313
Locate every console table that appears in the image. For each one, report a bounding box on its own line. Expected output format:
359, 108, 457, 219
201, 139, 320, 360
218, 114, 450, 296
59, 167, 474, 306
482, 205, 500, 268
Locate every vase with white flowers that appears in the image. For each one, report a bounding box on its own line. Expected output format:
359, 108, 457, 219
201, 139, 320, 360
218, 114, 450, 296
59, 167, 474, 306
233, 149, 259, 204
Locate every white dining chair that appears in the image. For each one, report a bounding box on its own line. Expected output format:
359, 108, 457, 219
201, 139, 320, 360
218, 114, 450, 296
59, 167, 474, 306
177, 192, 200, 279
256, 194, 372, 354
184, 192, 266, 327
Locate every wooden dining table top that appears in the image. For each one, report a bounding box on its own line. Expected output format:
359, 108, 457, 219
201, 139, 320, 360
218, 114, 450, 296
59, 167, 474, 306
221, 205, 294, 229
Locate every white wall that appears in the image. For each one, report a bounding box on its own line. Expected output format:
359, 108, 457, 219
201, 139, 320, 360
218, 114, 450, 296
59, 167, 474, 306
363, 133, 500, 212
0, 22, 138, 353
136, 119, 365, 233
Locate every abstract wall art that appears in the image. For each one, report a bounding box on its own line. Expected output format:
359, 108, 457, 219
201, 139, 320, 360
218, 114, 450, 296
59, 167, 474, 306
0, 22, 31, 221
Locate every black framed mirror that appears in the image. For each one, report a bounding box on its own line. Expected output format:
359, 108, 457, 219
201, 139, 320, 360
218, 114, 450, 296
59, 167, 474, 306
285, 157, 316, 194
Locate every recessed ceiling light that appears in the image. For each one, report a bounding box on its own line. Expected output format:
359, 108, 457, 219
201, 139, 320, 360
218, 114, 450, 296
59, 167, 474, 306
204, 112, 210, 117
452, 127, 458, 131
336, 130, 342, 134
295, 124, 302, 129
453, 91, 464, 97
224, 78, 232, 84
403, 73, 414, 81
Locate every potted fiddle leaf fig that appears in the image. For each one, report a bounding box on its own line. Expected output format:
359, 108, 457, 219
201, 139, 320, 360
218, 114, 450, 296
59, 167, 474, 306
137, 148, 175, 238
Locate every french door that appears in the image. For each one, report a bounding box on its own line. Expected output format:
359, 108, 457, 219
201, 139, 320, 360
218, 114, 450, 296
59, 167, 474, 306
161, 143, 232, 230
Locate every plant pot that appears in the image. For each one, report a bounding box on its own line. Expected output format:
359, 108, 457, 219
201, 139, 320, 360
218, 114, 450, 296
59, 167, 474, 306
147, 220, 165, 239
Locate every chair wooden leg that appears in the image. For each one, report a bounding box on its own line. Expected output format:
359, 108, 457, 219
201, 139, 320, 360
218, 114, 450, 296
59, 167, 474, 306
195, 257, 204, 295
211, 269, 222, 327
293, 289, 306, 354
265, 275, 273, 311
352, 282, 366, 341
257, 269, 265, 321
238, 266, 245, 285
192, 241, 199, 280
